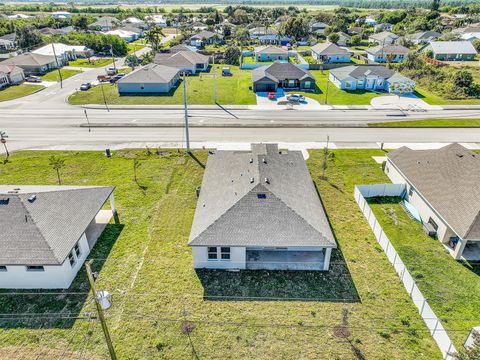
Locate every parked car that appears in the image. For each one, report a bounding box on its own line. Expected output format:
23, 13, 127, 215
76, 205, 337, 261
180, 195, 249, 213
80, 83, 91, 91
267, 92, 276, 100
25, 76, 42, 83
221, 67, 232, 76
105, 67, 118, 75
97, 75, 111, 82
287, 94, 305, 102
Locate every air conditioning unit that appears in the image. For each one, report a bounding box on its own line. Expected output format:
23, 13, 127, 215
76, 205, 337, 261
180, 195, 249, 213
423, 222, 437, 238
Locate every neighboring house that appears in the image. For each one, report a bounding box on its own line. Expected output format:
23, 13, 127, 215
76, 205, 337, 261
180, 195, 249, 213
0, 38, 15, 52
89, 16, 120, 31
253, 45, 288, 62
191, 21, 208, 31
0, 53, 58, 75
33, 43, 93, 62
337, 32, 352, 46
310, 22, 328, 36
252, 62, 316, 92
117, 64, 180, 94
257, 34, 291, 45
7, 14, 31, 19
39, 26, 74, 36
154, 50, 209, 74
120, 25, 144, 39
310, 42, 351, 63
385, 144, 480, 260
329, 65, 415, 93
0, 33, 16, 45
365, 44, 410, 63
249, 27, 278, 39
368, 31, 400, 45
51, 11, 71, 19
104, 29, 138, 43
374, 23, 393, 32
0, 64, 24, 88
0, 185, 116, 289
405, 31, 441, 45
347, 27, 363, 35
122, 17, 148, 29
189, 30, 223, 47
144, 15, 167, 27
167, 44, 197, 53
188, 143, 337, 271
364, 17, 377, 26
461, 32, 480, 42
419, 41, 478, 61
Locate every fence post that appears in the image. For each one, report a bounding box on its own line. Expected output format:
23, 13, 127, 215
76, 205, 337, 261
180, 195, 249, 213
392, 252, 397, 266
420, 300, 426, 316
385, 239, 390, 253
432, 319, 439, 336
445, 342, 453, 360
410, 282, 415, 297
401, 267, 406, 281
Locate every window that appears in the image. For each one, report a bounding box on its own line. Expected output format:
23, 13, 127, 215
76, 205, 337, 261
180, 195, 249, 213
304, 81, 311, 89
221, 247, 231, 260
257, 193, 267, 199
377, 80, 384, 86
288, 79, 295, 87
428, 217, 439, 231
69, 252, 76, 267
408, 187, 414, 196
346, 81, 352, 88
208, 247, 218, 260
26, 266, 44, 272
0, 266, 6, 272
74, 243, 81, 258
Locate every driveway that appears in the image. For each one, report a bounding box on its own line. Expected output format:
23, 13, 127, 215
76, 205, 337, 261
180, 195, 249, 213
370, 94, 443, 111
254, 89, 330, 110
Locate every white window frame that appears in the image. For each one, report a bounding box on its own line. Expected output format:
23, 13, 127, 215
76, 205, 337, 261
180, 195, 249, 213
221, 247, 231, 260
74, 243, 81, 258
208, 247, 218, 260
69, 251, 76, 267
26, 265, 45, 272
0, 266, 7, 272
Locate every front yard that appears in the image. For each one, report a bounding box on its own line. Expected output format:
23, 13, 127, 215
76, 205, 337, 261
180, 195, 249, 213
41, 69, 82, 82
0, 149, 442, 359
0, 84, 44, 101
68, 65, 256, 106
68, 57, 113, 68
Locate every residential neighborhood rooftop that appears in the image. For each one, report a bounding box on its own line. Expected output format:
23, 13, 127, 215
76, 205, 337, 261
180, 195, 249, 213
118, 64, 179, 84
252, 62, 315, 83
425, 41, 477, 55
311, 42, 350, 55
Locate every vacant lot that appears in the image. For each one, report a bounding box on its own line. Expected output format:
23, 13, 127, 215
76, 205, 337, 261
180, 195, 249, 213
68, 65, 256, 106
0, 84, 44, 101
41, 69, 82, 82
0, 149, 441, 359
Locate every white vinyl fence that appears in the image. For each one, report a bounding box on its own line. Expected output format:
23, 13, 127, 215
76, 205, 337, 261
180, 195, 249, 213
354, 184, 456, 360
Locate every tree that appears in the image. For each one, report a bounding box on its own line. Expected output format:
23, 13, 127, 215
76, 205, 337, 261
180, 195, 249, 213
49, 155, 66, 185
16, 25, 42, 49
72, 15, 88, 30
328, 33, 340, 44
125, 54, 140, 69
451, 331, 480, 359
234, 26, 249, 46
281, 16, 309, 41
431, 0, 441, 11
350, 35, 361, 46
453, 70, 473, 88
145, 25, 165, 52
473, 39, 480, 53
224, 45, 241, 65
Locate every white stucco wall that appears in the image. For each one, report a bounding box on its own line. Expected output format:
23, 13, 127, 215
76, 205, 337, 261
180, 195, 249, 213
0, 233, 91, 289
192, 246, 246, 269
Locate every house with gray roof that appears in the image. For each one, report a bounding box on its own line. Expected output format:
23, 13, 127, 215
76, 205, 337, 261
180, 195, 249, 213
0, 185, 117, 288
252, 62, 316, 93
405, 31, 441, 45
189, 143, 337, 271
419, 41, 477, 61
0, 52, 58, 75
365, 44, 410, 63
253, 45, 288, 62
310, 42, 351, 63
189, 30, 223, 47
385, 144, 480, 260
117, 64, 180, 94
329, 65, 415, 94
0, 64, 24, 88
368, 31, 399, 45
310, 22, 328, 36
154, 50, 209, 75
89, 16, 120, 31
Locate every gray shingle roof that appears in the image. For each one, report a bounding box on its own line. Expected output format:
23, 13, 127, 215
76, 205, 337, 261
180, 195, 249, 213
388, 144, 480, 240
330, 65, 396, 81
369, 31, 399, 42
366, 44, 410, 55
154, 50, 209, 67
190, 30, 221, 40
0, 185, 114, 265
311, 42, 350, 56
189, 144, 336, 248
117, 64, 179, 84
252, 62, 315, 83
427, 41, 477, 55
90, 16, 119, 28
0, 53, 56, 67
406, 31, 441, 40
254, 45, 288, 55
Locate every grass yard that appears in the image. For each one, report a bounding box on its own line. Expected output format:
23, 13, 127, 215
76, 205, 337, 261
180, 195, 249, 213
368, 197, 480, 348
68, 65, 256, 106
414, 86, 480, 105
68, 58, 113, 68
369, 118, 480, 127
0, 84, 44, 101
0, 149, 442, 359
127, 43, 145, 54
291, 70, 386, 105
41, 69, 82, 82
242, 56, 272, 65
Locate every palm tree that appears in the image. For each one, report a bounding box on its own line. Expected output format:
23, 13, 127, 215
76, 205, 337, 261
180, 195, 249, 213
49, 155, 66, 185
144, 26, 165, 52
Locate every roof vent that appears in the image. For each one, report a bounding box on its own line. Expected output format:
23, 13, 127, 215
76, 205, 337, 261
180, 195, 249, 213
0, 197, 9, 205
265, 177, 270, 184
250, 177, 254, 183
262, 158, 267, 164
249, 158, 253, 163
28, 195, 37, 203
456, 153, 464, 158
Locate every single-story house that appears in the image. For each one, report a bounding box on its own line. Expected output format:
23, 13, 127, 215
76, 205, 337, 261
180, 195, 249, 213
0, 185, 116, 289
145, 15, 167, 27
0, 53, 58, 75
189, 30, 223, 47
405, 31, 441, 45
347, 27, 363, 35
368, 31, 399, 45
374, 23, 393, 32
329, 65, 415, 94
33, 43, 93, 62
51, 11, 72, 19
7, 14, 31, 20
310, 22, 328, 36
120, 25, 144, 39
257, 34, 291, 45
310, 42, 351, 63
252, 62, 316, 92
0, 38, 15, 51
365, 44, 410, 63
419, 41, 478, 61
167, 44, 197, 53
89, 16, 120, 31
188, 143, 337, 271
117, 64, 180, 94
364, 17, 377, 26
253, 45, 288, 62
0, 33, 16, 45
191, 21, 208, 31
385, 144, 480, 260
104, 29, 138, 43
154, 50, 209, 74
39, 26, 74, 36
122, 17, 148, 29
461, 32, 480, 42
249, 27, 278, 39
337, 32, 352, 46
0, 64, 24, 88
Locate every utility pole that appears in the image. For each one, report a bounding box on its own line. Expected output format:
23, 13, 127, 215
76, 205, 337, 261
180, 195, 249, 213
51, 43, 63, 88
213, 53, 217, 104
183, 73, 190, 153
84, 109, 91, 132
85, 261, 117, 360
100, 81, 110, 112
110, 45, 117, 71
325, 75, 330, 105
0, 131, 9, 159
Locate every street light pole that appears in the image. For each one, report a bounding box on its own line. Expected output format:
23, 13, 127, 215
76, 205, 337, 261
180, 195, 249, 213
213, 54, 216, 104
183, 73, 190, 153
51, 43, 63, 88
110, 45, 117, 71
84, 109, 91, 132
0, 131, 9, 159
325, 75, 330, 105
100, 81, 110, 112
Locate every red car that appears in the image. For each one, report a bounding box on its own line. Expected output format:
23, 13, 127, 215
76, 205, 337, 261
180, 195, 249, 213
267, 92, 276, 100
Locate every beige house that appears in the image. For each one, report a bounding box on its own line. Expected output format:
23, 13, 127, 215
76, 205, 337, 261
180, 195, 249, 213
385, 144, 480, 260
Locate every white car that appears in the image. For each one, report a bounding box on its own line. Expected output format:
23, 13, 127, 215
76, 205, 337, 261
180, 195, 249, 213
286, 94, 305, 102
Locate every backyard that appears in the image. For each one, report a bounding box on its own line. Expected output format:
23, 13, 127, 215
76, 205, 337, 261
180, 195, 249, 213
68, 65, 256, 106
68, 57, 113, 68
0, 149, 443, 359
0, 84, 44, 101
41, 68, 82, 82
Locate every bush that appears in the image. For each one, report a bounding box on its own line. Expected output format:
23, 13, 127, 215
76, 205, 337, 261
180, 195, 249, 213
224, 45, 241, 65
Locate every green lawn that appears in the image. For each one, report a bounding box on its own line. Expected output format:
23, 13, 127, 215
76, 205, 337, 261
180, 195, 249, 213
0, 149, 442, 359
369, 118, 480, 127
414, 86, 480, 105
68, 65, 256, 106
292, 70, 386, 105
368, 197, 480, 348
68, 58, 113, 68
41, 69, 82, 82
127, 43, 145, 54
0, 84, 44, 101
242, 56, 273, 65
